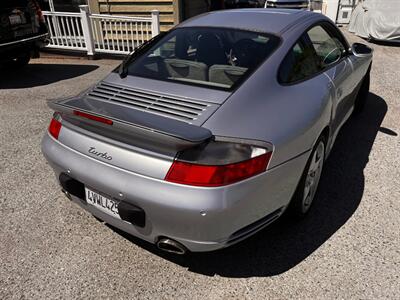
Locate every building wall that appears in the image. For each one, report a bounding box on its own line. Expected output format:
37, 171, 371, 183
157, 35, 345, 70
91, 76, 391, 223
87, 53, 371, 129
96, 0, 178, 31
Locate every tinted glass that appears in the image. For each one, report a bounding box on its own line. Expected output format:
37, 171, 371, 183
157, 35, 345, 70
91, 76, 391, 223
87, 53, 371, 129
127, 27, 279, 90
279, 41, 320, 83
307, 25, 346, 68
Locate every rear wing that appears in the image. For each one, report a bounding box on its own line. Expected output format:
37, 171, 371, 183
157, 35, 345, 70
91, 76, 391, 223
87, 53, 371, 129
48, 96, 213, 150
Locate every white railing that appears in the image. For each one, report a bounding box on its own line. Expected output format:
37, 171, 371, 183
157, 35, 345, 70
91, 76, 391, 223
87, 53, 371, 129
90, 14, 153, 55
44, 11, 86, 51
43, 5, 160, 56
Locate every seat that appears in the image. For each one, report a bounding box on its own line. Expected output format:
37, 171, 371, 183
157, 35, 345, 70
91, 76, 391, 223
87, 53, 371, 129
196, 33, 227, 66
164, 58, 208, 81
209, 65, 248, 87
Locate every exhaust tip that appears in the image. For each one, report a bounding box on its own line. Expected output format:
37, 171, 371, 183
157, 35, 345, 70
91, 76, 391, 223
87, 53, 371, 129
156, 238, 187, 255
61, 189, 72, 200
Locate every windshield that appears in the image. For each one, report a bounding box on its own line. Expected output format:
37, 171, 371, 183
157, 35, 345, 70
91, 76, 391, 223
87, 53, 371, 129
126, 27, 280, 90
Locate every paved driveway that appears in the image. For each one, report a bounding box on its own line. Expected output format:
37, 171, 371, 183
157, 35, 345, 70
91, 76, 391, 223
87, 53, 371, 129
0, 32, 399, 299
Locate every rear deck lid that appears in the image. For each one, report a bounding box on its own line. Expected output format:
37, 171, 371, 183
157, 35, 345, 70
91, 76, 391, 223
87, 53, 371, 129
48, 75, 231, 158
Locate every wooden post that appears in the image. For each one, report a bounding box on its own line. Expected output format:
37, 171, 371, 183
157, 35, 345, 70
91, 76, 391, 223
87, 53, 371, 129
173, 0, 182, 25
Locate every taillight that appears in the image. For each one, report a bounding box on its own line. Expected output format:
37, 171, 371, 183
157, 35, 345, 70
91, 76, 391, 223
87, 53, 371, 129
73, 110, 113, 125
48, 113, 62, 139
165, 139, 273, 187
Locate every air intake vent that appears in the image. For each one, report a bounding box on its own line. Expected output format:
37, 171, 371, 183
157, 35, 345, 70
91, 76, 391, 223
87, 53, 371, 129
86, 82, 218, 124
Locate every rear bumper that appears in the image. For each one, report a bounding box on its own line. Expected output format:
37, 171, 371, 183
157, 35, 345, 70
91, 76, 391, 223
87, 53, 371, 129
42, 133, 308, 252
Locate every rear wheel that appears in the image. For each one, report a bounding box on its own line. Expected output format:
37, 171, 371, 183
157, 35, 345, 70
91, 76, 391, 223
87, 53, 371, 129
353, 69, 370, 115
288, 137, 326, 218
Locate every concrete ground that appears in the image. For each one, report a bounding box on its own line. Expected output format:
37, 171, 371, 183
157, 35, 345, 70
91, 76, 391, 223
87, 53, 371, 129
0, 32, 399, 299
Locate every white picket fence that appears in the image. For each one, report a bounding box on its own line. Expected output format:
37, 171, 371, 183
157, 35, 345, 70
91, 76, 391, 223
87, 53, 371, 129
43, 5, 160, 56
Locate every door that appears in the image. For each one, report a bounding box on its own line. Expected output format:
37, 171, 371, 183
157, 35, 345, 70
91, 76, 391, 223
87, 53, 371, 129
304, 24, 355, 136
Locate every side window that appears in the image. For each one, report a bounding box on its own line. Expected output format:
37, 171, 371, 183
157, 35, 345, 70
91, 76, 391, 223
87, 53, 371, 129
279, 41, 320, 84
307, 25, 346, 68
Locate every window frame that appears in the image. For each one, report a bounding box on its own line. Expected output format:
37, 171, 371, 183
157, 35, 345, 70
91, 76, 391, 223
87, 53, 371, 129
123, 26, 282, 92
278, 21, 350, 86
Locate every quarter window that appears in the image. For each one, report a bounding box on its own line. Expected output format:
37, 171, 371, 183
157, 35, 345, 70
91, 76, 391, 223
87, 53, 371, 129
278, 41, 320, 83
279, 23, 348, 84
307, 25, 346, 68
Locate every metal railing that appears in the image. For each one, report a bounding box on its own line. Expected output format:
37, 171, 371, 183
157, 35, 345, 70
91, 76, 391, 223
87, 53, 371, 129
43, 5, 160, 56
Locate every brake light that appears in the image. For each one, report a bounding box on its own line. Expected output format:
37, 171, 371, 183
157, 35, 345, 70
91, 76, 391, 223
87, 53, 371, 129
48, 117, 62, 140
166, 152, 271, 187
73, 110, 113, 125
165, 139, 273, 187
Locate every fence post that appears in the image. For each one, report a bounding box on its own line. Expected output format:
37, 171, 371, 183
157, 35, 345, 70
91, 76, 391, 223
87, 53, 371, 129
79, 5, 95, 57
151, 10, 160, 38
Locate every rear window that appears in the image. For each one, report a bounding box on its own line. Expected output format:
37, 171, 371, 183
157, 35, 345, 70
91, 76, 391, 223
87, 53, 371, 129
126, 27, 280, 90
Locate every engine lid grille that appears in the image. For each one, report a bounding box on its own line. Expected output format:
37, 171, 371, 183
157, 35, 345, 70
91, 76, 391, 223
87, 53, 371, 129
85, 82, 219, 125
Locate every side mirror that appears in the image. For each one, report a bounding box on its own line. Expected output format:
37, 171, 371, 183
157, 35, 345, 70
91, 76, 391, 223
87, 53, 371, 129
350, 43, 373, 57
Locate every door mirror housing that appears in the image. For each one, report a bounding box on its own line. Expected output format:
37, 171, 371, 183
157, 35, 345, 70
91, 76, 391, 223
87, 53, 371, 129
350, 43, 373, 57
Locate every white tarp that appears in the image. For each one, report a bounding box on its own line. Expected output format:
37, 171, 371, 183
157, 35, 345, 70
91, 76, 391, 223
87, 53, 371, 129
348, 0, 400, 41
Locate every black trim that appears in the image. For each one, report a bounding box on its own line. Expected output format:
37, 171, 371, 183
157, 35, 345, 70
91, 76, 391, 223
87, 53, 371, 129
118, 201, 145, 227
227, 207, 284, 244
59, 173, 85, 200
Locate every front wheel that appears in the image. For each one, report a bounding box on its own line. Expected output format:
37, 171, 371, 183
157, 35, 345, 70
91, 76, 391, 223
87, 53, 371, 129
288, 137, 326, 218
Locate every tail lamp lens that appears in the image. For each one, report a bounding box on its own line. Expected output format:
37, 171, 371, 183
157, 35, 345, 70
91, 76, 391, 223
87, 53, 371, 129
165, 140, 273, 187
73, 110, 113, 125
48, 117, 62, 140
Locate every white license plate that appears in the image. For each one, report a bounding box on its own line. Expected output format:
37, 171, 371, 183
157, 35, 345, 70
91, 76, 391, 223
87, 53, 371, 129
9, 15, 23, 25
85, 188, 121, 219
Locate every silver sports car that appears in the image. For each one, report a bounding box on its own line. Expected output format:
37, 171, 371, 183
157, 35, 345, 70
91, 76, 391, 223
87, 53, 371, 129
42, 9, 373, 254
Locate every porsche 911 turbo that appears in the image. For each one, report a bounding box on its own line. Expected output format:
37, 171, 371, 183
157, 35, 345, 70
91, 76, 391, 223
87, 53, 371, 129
42, 9, 373, 254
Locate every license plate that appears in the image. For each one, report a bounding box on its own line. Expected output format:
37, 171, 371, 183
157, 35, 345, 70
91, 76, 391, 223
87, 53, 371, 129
9, 14, 23, 25
85, 188, 121, 219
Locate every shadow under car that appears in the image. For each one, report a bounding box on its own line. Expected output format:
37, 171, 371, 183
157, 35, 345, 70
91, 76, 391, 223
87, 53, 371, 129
0, 63, 99, 89
101, 92, 388, 277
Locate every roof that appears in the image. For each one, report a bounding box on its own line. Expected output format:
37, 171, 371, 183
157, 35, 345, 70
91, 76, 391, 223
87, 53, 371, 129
177, 9, 316, 35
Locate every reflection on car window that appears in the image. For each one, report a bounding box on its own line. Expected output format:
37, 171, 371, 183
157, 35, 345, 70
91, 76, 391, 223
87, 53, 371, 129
307, 25, 345, 68
279, 41, 320, 83
127, 27, 279, 90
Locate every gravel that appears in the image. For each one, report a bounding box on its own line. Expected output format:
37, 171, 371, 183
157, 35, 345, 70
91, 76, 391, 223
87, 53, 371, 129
0, 31, 399, 299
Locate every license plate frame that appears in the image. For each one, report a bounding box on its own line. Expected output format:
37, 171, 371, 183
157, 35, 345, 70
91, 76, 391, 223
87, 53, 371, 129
85, 187, 121, 220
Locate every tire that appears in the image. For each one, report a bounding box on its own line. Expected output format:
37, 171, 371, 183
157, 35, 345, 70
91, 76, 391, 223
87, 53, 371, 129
13, 52, 31, 67
288, 136, 326, 218
353, 68, 370, 115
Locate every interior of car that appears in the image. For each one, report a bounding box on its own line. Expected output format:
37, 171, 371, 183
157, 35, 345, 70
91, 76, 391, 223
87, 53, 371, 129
127, 28, 278, 89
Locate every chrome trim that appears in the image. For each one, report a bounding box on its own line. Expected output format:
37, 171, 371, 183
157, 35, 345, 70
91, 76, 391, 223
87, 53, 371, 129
0, 33, 49, 48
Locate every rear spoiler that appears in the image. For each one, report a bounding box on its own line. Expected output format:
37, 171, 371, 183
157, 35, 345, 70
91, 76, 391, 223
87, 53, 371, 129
48, 96, 213, 149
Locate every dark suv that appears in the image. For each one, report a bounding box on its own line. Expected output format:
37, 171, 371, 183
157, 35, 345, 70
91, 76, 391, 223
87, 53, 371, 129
0, 0, 48, 67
